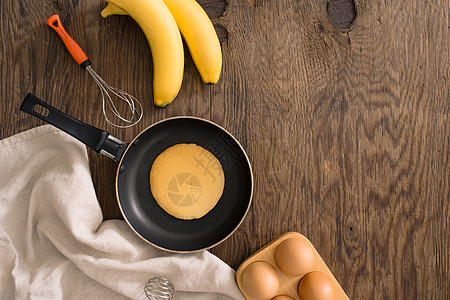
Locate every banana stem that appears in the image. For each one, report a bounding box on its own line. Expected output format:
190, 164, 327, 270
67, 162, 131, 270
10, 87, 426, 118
101, 2, 128, 18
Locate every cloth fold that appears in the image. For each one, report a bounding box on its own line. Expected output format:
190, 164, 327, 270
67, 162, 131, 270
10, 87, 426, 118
0, 125, 244, 300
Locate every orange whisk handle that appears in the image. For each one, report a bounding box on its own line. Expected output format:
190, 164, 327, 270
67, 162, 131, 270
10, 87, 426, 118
46, 15, 91, 69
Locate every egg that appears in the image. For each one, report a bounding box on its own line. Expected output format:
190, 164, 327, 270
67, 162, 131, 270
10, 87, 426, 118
275, 238, 315, 276
272, 295, 295, 300
241, 261, 280, 299
297, 271, 336, 300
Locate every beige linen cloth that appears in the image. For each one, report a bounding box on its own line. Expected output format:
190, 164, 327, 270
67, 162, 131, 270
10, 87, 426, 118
0, 125, 245, 300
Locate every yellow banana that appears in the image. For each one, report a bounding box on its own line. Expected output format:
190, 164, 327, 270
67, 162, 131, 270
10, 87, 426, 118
162, 0, 222, 84
101, 0, 184, 107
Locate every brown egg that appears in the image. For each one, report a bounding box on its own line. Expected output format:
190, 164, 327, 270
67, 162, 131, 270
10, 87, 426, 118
275, 238, 315, 276
298, 271, 336, 300
241, 261, 280, 300
272, 295, 295, 300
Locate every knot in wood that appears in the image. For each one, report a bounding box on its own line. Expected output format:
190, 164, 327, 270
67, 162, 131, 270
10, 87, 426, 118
327, 0, 357, 30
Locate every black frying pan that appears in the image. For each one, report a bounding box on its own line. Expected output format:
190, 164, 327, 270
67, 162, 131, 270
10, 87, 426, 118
20, 93, 253, 252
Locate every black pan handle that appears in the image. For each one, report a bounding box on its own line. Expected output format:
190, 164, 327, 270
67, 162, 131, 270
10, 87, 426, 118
20, 93, 127, 162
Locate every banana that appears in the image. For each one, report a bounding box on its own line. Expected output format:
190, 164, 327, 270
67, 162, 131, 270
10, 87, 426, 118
162, 0, 222, 84
101, 0, 184, 107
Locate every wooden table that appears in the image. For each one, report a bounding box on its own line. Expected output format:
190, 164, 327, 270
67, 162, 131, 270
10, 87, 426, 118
1, 0, 448, 298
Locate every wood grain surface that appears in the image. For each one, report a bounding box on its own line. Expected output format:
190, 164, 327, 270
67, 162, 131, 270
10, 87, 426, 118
1, 0, 448, 299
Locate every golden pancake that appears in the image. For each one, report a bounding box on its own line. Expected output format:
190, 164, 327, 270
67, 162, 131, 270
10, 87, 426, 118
149, 143, 225, 219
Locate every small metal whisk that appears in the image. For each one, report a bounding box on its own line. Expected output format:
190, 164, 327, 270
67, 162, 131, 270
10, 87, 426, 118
144, 277, 175, 300
86, 65, 142, 128
46, 14, 143, 128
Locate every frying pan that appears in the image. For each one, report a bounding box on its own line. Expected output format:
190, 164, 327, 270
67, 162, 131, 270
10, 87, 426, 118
20, 93, 253, 252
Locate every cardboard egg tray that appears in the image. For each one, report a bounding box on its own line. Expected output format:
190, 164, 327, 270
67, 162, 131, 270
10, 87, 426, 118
236, 232, 348, 300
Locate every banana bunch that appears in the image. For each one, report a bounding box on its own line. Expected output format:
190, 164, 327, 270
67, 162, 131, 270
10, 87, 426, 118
101, 0, 222, 107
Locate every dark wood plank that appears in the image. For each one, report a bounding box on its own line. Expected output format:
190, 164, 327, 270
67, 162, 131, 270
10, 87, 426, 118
208, 0, 449, 299
0, 0, 448, 299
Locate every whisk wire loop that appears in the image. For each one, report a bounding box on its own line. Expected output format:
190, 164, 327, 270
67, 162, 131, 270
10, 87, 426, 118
144, 277, 175, 300
86, 65, 143, 129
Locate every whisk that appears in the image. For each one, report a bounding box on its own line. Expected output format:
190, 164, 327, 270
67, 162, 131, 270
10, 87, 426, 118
144, 277, 175, 300
46, 15, 142, 128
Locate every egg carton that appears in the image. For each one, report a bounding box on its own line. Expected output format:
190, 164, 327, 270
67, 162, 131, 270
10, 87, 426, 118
236, 232, 349, 300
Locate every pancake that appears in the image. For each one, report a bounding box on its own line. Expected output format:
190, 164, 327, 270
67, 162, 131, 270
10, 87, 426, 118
149, 143, 225, 220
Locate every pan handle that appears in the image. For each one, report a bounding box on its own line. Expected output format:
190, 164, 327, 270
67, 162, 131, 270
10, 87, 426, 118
20, 93, 127, 162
